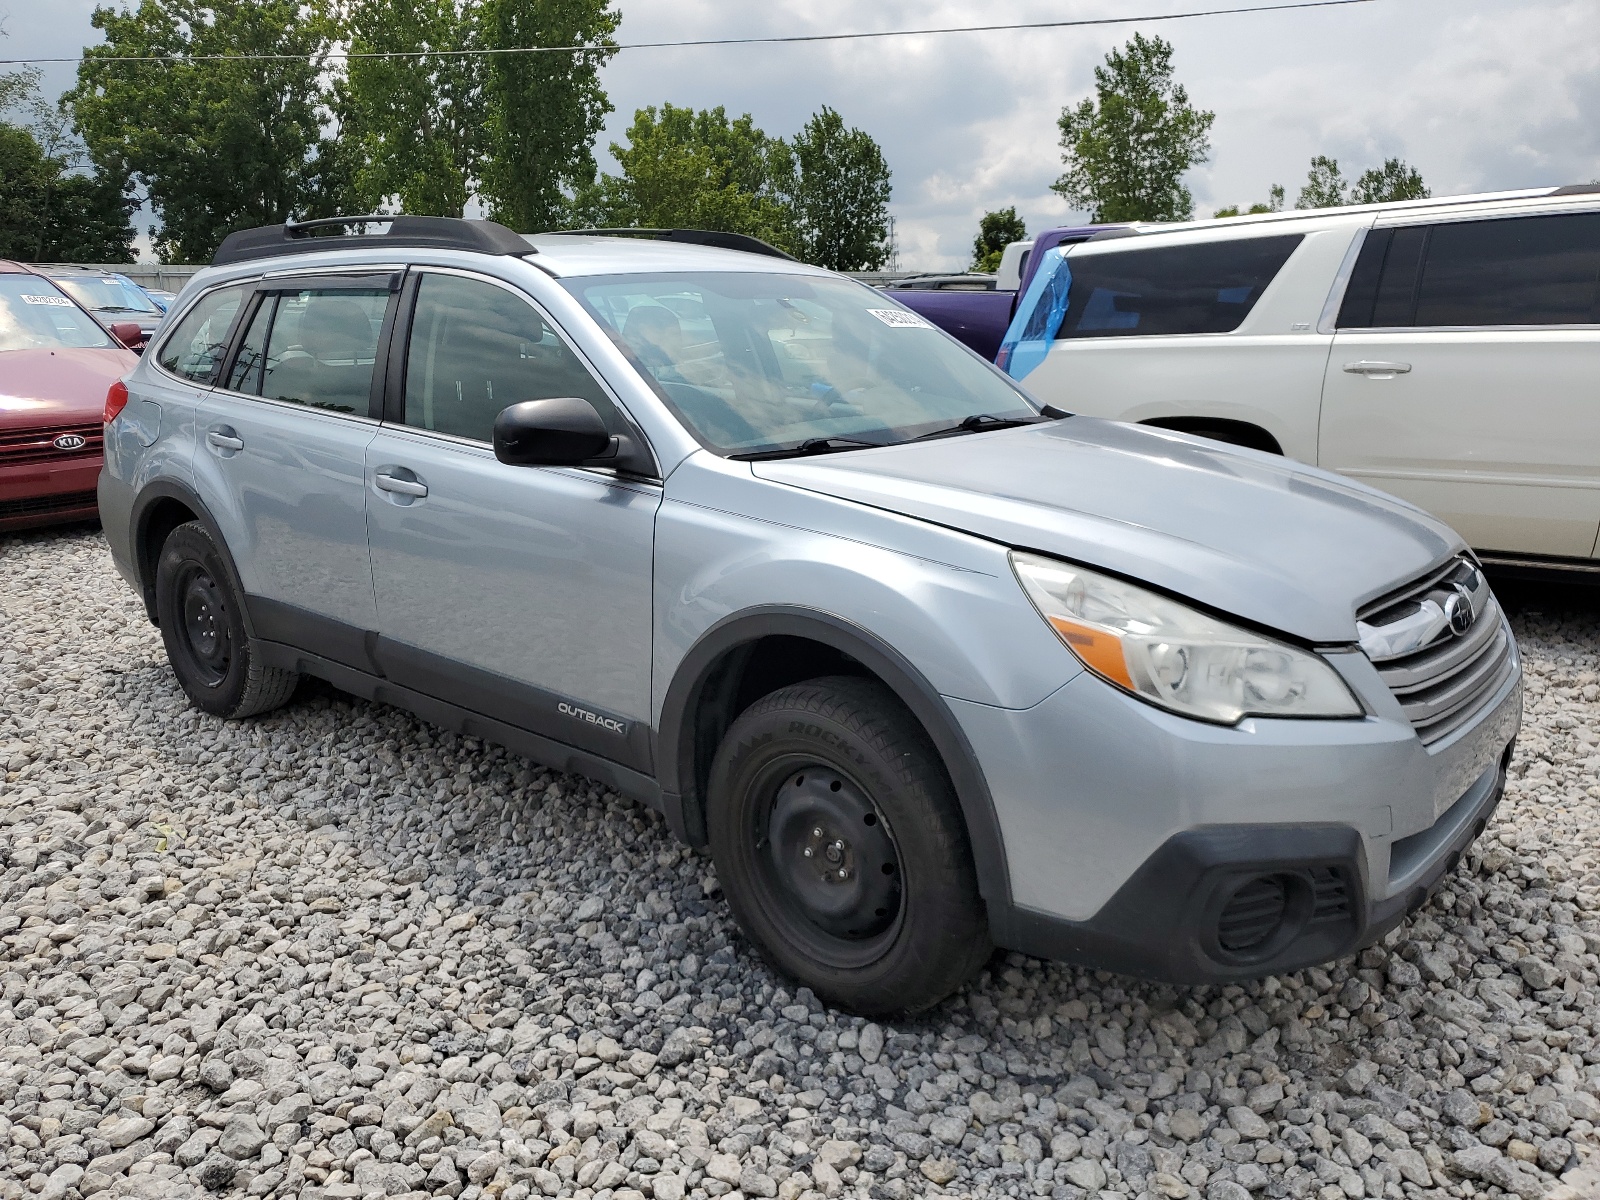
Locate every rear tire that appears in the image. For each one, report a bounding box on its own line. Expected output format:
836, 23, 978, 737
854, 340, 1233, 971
154, 521, 298, 719
707, 675, 990, 1015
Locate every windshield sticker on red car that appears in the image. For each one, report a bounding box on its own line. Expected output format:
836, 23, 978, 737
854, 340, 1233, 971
21, 294, 73, 307
867, 308, 933, 329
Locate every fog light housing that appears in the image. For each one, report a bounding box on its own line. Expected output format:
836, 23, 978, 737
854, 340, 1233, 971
1217, 875, 1295, 955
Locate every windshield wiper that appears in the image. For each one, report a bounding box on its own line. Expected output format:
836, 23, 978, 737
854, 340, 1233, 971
728, 436, 888, 461
908, 413, 1044, 441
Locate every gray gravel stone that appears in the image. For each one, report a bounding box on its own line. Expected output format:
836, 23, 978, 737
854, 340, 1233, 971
7, 528, 1600, 1200
218, 1114, 267, 1159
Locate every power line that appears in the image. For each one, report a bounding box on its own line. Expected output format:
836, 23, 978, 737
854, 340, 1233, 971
0, 0, 1378, 67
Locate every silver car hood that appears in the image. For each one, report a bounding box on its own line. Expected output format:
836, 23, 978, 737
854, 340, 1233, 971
752, 417, 1461, 643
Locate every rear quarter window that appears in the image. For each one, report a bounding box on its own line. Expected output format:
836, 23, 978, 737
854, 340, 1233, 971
157, 285, 249, 382
1056, 234, 1304, 339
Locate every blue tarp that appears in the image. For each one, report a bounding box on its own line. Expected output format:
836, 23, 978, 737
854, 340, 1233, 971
996, 246, 1071, 381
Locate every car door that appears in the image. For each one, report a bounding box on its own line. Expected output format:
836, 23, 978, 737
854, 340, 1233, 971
196, 273, 398, 657
1319, 210, 1600, 559
364, 268, 660, 772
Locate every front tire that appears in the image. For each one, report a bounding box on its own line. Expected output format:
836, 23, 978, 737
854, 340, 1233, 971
707, 675, 991, 1014
154, 521, 298, 719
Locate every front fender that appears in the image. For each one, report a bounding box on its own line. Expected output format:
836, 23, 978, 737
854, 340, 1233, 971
650, 458, 1084, 911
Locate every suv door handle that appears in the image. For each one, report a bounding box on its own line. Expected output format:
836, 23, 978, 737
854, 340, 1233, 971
374, 471, 428, 498
206, 429, 244, 451
1342, 360, 1412, 375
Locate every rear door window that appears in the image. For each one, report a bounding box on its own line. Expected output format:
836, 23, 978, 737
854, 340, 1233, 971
1056, 235, 1303, 339
227, 287, 390, 415
1338, 212, 1600, 328
1417, 213, 1600, 326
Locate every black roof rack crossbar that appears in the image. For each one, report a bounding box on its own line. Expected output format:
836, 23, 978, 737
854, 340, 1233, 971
553, 227, 797, 261
213, 215, 533, 267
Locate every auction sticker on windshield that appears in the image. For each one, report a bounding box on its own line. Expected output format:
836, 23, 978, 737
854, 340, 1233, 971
867, 308, 933, 329
21, 295, 73, 307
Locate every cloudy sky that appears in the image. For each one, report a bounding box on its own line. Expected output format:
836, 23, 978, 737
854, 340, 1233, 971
7, 0, 1600, 268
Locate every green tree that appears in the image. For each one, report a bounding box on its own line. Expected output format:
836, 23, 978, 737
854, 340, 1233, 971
783, 107, 892, 271
592, 104, 797, 249
1295, 154, 1428, 209
1052, 33, 1214, 222
1350, 157, 1429, 204
1295, 155, 1349, 209
973, 207, 1026, 272
479, 0, 619, 232
341, 0, 487, 216
1214, 183, 1284, 219
0, 66, 135, 260
67, 0, 340, 262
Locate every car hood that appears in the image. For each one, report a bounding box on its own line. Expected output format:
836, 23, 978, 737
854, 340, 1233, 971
0, 347, 135, 431
752, 417, 1461, 643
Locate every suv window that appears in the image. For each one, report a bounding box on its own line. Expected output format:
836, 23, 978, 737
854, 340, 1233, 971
228, 287, 389, 414
1055, 235, 1303, 339
402, 273, 615, 442
1338, 213, 1600, 328
157, 285, 248, 381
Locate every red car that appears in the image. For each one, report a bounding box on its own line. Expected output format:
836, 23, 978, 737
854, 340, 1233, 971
0, 262, 139, 532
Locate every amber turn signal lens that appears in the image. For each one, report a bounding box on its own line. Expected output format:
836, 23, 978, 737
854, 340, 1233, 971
1047, 616, 1134, 688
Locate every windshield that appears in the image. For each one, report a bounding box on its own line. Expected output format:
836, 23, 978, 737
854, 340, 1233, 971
52, 274, 160, 315
0, 276, 116, 351
563, 271, 1038, 455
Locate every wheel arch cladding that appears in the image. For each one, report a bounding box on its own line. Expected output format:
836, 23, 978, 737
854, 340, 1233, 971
132, 481, 253, 636
657, 606, 1012, 907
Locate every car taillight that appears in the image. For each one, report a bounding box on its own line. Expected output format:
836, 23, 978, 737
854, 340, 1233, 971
104, 381, 130, 424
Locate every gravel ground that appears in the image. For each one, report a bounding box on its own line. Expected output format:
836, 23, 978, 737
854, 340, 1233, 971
4, 526, 1600, 1200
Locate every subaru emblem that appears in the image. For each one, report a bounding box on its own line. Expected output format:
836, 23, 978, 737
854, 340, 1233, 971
52, 433, 87, 451
1443, 585, 1474, 636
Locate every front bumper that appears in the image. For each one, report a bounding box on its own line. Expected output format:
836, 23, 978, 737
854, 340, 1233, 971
954, 641, 1522, 983
0, 454, 102, 532
992, 745, 1508, 983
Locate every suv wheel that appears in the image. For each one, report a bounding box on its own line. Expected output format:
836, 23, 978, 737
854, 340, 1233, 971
154, 521, 298, 719
707, 675, 991, 1014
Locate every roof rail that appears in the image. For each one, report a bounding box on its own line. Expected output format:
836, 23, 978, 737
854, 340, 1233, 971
553, 227, 797, 261
1086, 227, 1142, 242
213, 215, 532, 267
1550, 183, 1600, 197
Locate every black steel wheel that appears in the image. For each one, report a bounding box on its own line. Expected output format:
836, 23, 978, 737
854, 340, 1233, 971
154, 521, 298, 719
708, 675, 990, 1014
753, 758, 904, 962
175, 561, 233, 686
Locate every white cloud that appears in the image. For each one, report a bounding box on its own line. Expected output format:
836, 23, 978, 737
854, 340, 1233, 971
9, 0, 1600, 267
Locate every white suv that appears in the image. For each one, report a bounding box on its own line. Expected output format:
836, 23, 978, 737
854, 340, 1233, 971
1002, 185, 1600, 573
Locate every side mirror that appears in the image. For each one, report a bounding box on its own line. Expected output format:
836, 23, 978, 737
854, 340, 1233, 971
109, 322, 145, 352
492, 397, 653, 475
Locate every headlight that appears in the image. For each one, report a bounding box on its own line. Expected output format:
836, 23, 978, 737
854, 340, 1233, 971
1011, 551, 1363, 724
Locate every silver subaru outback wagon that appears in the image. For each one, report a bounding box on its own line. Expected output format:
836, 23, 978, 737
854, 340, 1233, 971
99, 216, 1522, 1014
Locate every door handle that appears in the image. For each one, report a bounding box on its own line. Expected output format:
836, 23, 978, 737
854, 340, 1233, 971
374, 471, 428, 498
206, 429, 244, 451
1342, 360, 1412, 376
